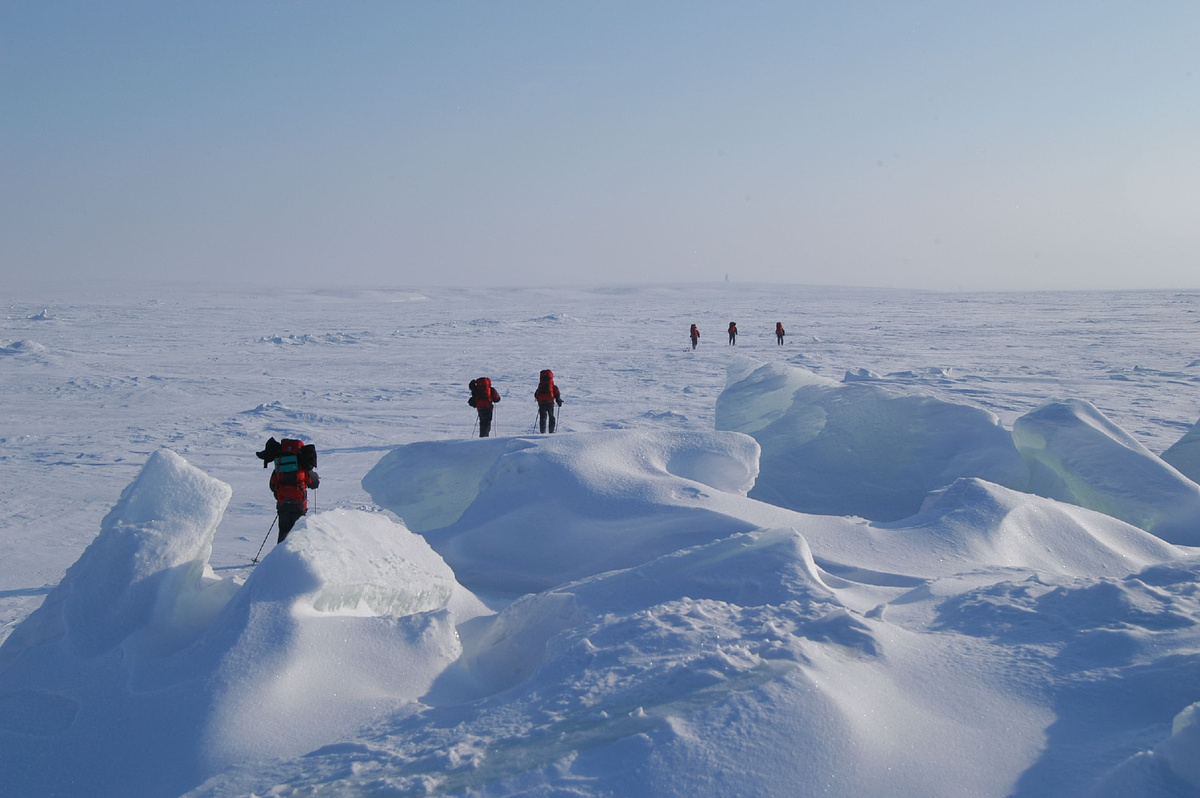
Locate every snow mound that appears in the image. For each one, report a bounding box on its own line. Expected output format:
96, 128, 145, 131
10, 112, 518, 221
528, 312, 579, 323
364, 430, 762, 595
716, 360, 1028, 521
256, 331, 369, 345
843, 367, 882, 381
0, 449, 235, 670
1161, 415, 1200, 484
0, 453, 485, 797
198, 509, 487, 770
463, 527, 854, 697
0, 339, 50, 357
877, 478, 1180, 579
1012, 399, 1200, 545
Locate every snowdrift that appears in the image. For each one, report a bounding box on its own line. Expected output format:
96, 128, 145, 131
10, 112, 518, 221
364, 430, 762, 595
715, 360, 1029, 520
718, 360, 1200, 547
364, 429, 1178, 599
192, 502, 1198, 798
5, 367, 1199, 796
1162, 415, 1200, 484
0, 450, 486, 798
1013, 399, 1200, 545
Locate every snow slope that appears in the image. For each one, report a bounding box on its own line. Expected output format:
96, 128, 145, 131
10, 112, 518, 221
3, 283, 1200, 797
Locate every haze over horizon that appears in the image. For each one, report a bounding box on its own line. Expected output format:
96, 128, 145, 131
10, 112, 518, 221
4, 2, 1199, 291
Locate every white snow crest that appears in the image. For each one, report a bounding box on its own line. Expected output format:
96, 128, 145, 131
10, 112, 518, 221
1013, 398, 1200, 545
0, 449, 234, 668
198, 508, 485, 769
717, 360, 1029, 521
364, 430, 763, 596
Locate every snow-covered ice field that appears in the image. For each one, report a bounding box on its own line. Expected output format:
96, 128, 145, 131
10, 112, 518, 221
3, 282, 1200, 796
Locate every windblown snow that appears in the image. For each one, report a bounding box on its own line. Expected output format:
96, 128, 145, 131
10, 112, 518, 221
2, 284, 1200, 797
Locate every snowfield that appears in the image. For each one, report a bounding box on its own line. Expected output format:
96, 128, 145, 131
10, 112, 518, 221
2, 283, 1200, 797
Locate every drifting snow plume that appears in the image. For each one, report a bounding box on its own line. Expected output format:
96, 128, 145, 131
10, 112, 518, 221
364, 430, 761, 595
716, 361, 1028, 520
1012, 399, 1200, 545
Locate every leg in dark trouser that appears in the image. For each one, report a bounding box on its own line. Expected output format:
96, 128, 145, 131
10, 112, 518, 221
539, 401, 556, 434
478, 406, 494, 437
277, 503, 306, 543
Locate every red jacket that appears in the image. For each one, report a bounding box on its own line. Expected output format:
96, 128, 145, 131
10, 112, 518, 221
690, 325, 699, 339
776, 322, 785, 335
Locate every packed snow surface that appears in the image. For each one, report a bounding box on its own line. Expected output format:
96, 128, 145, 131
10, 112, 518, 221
3, 283, 1200, 797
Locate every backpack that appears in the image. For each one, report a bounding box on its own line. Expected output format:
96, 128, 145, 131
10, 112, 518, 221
470, 377, 496, 408
256, 436, 317, 472
535, 369, 556, 403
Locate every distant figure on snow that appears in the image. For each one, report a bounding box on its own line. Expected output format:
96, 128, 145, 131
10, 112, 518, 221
469, 377, 501, 437
728, 321, 738, 345
690, 324, 700, 349
775, 321, 785, 345
534, 369, 564, 433
256, 436, 320, 543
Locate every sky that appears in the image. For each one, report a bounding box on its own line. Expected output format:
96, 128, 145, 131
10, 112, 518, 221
2, 1, 1199, 291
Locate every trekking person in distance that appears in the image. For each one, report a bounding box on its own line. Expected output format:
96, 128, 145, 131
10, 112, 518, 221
728, 321, 738, 345
469, 377, 501, 437
690, 324, 700, 349
534, 369, 564, 433
256, 436, 320, 543
776, 321, 785, 345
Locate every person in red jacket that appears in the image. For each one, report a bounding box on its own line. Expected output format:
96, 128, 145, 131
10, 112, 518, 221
468, 377, 501, 437
534, 369, 563, 433
265, 438, 319, 543
728, 321, 738, 345
775, 321, 785, 345
690, 324, 700, 349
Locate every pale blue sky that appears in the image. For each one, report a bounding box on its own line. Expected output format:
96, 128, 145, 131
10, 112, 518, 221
3, 2, 1199, 289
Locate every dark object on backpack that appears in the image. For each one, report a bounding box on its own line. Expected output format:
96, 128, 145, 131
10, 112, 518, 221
257, 436, 317, 470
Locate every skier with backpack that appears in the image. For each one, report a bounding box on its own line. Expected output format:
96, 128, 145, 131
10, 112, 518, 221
468, 377, 501, 437
775, 321, 785, 345
534, 369, 563, 433
728, 321, 738, 345
255, 437, 320, 543
690, 324, 700, 349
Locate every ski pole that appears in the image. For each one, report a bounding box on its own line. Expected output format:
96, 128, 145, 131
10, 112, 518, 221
472, 415, 478, 438
252, 513, 278, 564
